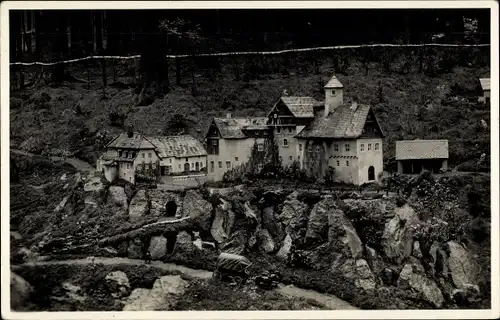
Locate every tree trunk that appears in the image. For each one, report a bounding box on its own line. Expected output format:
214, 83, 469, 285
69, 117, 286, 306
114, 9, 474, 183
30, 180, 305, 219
101, 11, 107, 50
92, 11, 97, 52
67, 16, 72, 55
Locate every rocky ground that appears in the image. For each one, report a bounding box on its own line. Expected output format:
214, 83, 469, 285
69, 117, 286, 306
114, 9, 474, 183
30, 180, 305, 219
10, 151, 491, 311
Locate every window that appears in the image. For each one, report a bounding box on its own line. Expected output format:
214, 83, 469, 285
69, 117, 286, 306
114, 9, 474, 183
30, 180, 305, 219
360, 144, 365, 152
375, 143, 380, 150
191, 163, 194, 170
142, 153, 145, 158
316, 146, 320, 152
263, 131, 268, 136
283, 139, 289, 147
258, 143, 264, 151
210, 161, 214, 172
334, 144, 339, 152
137, 164, 142, 171
337, 160, 340, 166
148, 153, 152, 158
125, 151, 128, 158
289, 127, 294, 133
346, 160, 350, 166
185, 157, 188, 162
368, 143, 372, 151
235, 157, 239, 162
308, 145, 312, 152
127, 163, 130, 169
169, 158, 172, 163
299, 144, 303, 151
331, 90, 336, 96
218, 161, 222, 168
345, 144, 350, 152
289, 156, 293, 160
178, 164, 181, 169
277, 127, 281, 133
226, 161, 231, 169
298, 155, 300, 160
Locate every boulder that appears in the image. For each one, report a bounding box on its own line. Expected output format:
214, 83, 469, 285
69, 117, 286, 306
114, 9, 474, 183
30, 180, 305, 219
123, 275, 189, 311
182, 190, 212, 230
327, 205, 363, 259
276, 234, 293, 259
262, 206, 281, 239
430, 242, 449, 278
175, 231, 196, 252
60, 173, 67, 181
83, 176, 106, 204
129, 190, 149, 221
243, 201, 257, 220
365, 245, 384, 275
354, 259, 377, 291
447, 241, 479, 289
452, 284, 481, 306
127, 238, 144, 259
381, 268, 397, 286
51, 282, 87, 306
148, 236, 168, 260
107, 186, 128, 214
412, 241, 423, 259
305, 198, 331, 242
396, 261, 444, 308
280, 193, 308, 228
105, 271, 131, 298
149, 190, 183, 217
382, 204, 420, 263
211, 199, 234, 243
11, 273, 33, 310
257, 228, 276, 253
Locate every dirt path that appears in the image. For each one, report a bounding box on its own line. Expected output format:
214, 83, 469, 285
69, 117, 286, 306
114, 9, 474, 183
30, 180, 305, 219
12, 257, 356, 310
276, 283, 359, 310
10, 148, 95, 174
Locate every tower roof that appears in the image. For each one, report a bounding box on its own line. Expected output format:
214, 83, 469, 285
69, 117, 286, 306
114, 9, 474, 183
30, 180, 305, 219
324, 75, 344, 89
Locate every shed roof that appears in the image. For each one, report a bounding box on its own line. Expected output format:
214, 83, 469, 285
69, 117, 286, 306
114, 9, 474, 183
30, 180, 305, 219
296, 103, 383, 139
324, 75, 344, 88
479, 78, 490, 91
146, 135, 207, 158
212, 117, 269, 139
395, 140, 449, 160
278, 96, 323, 118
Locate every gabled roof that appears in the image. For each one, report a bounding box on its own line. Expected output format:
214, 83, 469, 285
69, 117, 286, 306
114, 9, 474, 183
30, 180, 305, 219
395, 140, 449, 160
277, 96, 323, 118
296, 104, 384, 139
211, 117, 269, 139
146, 135, 207, 158
479, 78, 490, 91
106, 132, 156, 149
324, 75, 344, 88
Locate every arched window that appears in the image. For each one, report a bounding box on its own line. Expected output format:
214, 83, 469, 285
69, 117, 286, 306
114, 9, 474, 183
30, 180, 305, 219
283, 138, 288, 146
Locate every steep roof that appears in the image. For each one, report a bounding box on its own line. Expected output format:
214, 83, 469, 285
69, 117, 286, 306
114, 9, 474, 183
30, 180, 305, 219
395, 140, 449, 160
296, 104, 383, 139
146, 135, 207, 158
479, 78, 490, 91
324, 75, 344, 88
212, 117, 269, 139
278, 96, 323, 118
106, 132, 156, 149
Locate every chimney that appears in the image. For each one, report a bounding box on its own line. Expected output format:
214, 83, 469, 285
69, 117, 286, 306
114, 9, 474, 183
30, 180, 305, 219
350, 102, 358, 111
226, 113, 232, 119
127, 125, 134, 138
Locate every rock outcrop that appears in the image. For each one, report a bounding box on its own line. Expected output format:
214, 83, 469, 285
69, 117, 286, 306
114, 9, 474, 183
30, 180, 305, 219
397, 260, 444, 308
83, 176, 106, 206
105, 271, 131, 298
148, 236, 168, 260
182, 190, 212, 230
123, 275, 189, 311
382, 204, 420, 263
11, 273, 33, 310
276, 234, 293, 259
447, 241, 479, 289
211, 199, 234, 243
128, 190, 149, 221
305, 198, 331, 242
327, 203, 363, 259
107, 186, 128, 215
256, 228, 276, 253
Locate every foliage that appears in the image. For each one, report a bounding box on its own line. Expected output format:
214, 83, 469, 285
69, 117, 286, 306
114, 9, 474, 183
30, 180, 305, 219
108, 111, 126, 127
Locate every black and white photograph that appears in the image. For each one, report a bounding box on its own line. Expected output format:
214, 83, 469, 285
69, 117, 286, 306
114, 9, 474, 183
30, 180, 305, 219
1, 1, 498, 319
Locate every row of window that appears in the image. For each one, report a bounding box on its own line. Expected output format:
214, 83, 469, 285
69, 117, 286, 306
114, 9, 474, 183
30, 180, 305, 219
276, 127, 295, 134
296, 142, 380, 152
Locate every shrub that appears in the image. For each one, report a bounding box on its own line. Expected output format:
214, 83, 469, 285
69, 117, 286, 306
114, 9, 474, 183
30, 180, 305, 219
108, 111, 126, 127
